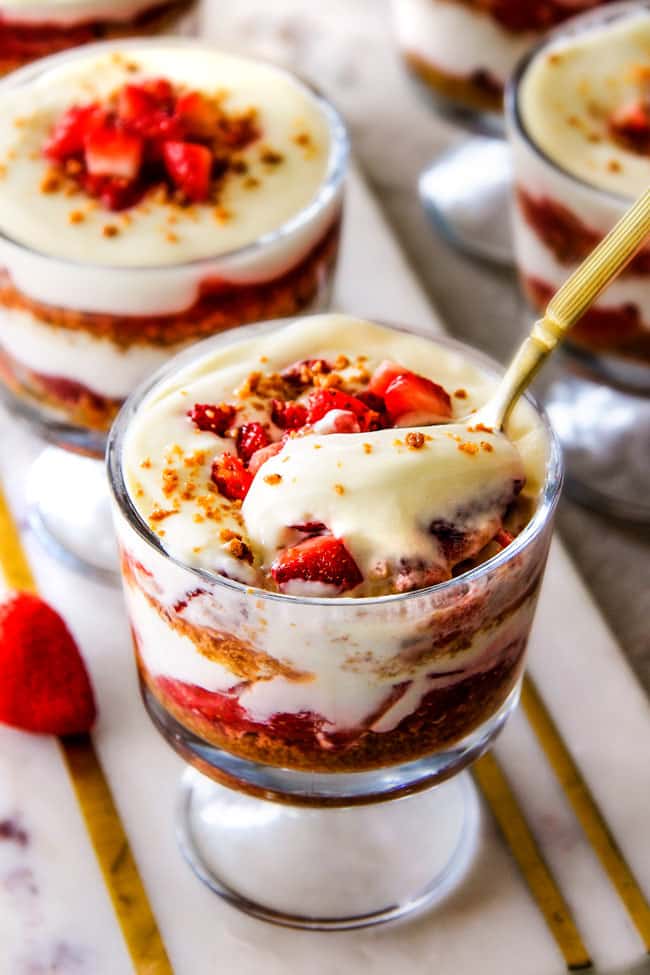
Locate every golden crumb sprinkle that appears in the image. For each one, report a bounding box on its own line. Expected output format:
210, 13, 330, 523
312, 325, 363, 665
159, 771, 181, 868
243, 176, 260, 190
40, 173, 61, 194
264, 473, 282, 485
458, 442, 479, 456
363, 443, 373, 454
166, 231, 179, 244
220, 528, 239, 542
213, 206, 232, 223
334, 483, 345, 495
405, 431, 426, 450
481, 441, 494, 453
192, 546, 203, 554
226, 537, 253, 562
333, 354, 350, 370
68, 210, 85, 224
193, 513, 205, 523
313, 443, 322, 450
607, 159, 622, 173
293, 132, 312, 147
467, 422, 493, 434
149, 506, 178, 522
140, 457, 152, 469
260, 147, 285, 165
102, 224, 119, 238
260, 355, 268, 363
454, 388, 468, 399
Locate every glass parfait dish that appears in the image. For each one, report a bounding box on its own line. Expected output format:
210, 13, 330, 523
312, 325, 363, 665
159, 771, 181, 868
506, 1, 650, 520
0, 0, 199, 76
390, 0, 616, 265
0, 37, 348, 579
107, 316, 562, 928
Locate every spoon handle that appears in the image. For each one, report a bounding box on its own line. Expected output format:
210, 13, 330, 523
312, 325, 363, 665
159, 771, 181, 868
487, 185, 650, 430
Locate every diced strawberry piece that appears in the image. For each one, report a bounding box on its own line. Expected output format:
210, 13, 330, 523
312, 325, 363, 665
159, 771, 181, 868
84, 122, 143, 180
494, 528, 514, 549
272, 535, 363, 593
271, 399, 308, 431
304, 388, 380, 432
248, 441, 284, 476
118, 84, 184, 145
43, 102, 103, 161
383, 372, 452, 424
367, 360, 409, 398
236, 422, 270, 464
163, 140, 211, 202
610, 100, 650, 154
82, 173, 142, 211
188, 402, 236, 436
281, 358, 332, 385
211, 454, 252, 501
312, 409, 361, 434
175, 91, 221, 140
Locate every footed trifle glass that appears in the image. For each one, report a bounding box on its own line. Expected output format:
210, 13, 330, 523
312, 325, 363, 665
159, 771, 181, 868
0, 37, 348, 579
506, 1, 650, 520
106, 316, 562, 928
390, 0, 616, 265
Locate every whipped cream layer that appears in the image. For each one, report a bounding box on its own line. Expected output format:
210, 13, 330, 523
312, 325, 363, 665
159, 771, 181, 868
123, 315, 548, 594
519, 9, 650, 198
0, 42, 331, 266
0, 0, 166, 26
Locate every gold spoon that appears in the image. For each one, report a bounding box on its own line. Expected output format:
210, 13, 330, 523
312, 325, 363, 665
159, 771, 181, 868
475, 185, 650, 431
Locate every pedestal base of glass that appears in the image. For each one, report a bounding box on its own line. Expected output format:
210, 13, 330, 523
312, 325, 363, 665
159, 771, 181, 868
177, 769, 479, 930
27, 447, 118, 583
419, 137, 514, 268
540, 347, 650, 522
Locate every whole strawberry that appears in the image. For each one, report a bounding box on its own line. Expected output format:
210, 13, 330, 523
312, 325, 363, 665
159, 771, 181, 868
0, 592, 96, 736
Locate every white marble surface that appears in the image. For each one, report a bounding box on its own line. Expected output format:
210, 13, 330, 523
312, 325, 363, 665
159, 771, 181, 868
0, 168, 649, 974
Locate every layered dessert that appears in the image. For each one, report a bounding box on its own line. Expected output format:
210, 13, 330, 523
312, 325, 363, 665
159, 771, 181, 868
0, 41, 345, 436
0, 0, 196, 76
392, 0, 615, 114
111, 315, 556, 774
508, 7, 650, 361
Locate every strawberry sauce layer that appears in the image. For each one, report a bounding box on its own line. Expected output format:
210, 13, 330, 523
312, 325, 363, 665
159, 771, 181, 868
446, 0, 614, 33
524, 276, 650, 360
516, 189, 650, 273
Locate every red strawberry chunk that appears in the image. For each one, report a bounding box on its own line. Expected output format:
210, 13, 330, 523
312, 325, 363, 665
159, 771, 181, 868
281, 358, 332, 385
610, 100, 650, 154
312, 409, 361, 434
367, 360, 409, 398
383, 372, 452, 424
175, 91, 221, 140
85, 122, 143, 180
211, 454, 252, 501
82, 173, 142, 211
304, 388, 380, 431
494, 528, 514, 549
43, 102, 103, 160
236, 422, 270, 464
272, 536, 363, 593
163, 141, 211, 202
188, 402, 236, 436
118, 83, 183, 145
271, 399, 308, 431
248, 441, 284, 476
0, 592, 96, 736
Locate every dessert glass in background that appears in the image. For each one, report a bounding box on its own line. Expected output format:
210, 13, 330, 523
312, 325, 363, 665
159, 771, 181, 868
107, 314, 562, 928
391, 0, 615, 265
0, 37, 348, 578
0, 0, 199, 75
507, 1, 650, 520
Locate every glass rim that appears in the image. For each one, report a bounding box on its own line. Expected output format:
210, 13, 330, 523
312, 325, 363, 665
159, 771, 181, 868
106, 316, 564, 608
505, 0, 648, 207
0, 36, 349, 272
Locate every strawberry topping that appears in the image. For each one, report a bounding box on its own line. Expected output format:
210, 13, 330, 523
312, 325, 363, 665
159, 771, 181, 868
188, 403, 236, 436
271, 398, 308, 430
248, 441, 284, 476
236, 422, 271, 464
0, 592, 96, 736
271, 535, 363, 593
383, 371, 452, 424
609, 99, 650, 155
42, 77, 260, 211
212, 454, 253, 501
304, 388, 381, 431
